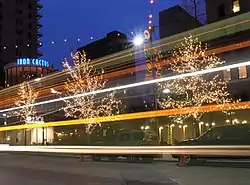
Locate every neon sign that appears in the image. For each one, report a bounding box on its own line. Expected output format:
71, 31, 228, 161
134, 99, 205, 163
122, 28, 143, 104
17, 58, 50, 67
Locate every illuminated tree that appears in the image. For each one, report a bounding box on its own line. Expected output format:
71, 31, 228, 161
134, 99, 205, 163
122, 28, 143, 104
12, 81, 39, 121
62, 51, 121, 133
158, 36, 236, 123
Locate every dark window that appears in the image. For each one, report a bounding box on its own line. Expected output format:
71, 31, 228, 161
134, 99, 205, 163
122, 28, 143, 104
28, 13, 32, 19
28, 32, 32, 39
28, 23, 32, 29
28, 3, 32, 9
218, 4, 226, 18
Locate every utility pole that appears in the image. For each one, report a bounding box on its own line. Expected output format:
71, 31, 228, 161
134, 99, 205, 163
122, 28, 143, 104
146, 0, 160, 136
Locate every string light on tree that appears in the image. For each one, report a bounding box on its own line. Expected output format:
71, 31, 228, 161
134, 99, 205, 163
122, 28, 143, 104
157, 35, 244, 123
10, 81, 39, 121
62, 51, 122, 133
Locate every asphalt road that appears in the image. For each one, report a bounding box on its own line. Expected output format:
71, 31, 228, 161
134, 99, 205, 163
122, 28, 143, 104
0, 154, 250, 185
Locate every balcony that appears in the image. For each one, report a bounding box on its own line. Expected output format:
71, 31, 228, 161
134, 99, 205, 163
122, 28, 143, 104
37, 2, 43, 10
37, 32, 43, 39
37, 51, 43, 58
37, 41, 43, 48
37, 21, 43, 29
37, 12, 43, 20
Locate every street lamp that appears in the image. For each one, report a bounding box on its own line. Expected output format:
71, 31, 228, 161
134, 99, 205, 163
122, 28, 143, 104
163, 88, 170, 94
145, 125, 150, 130
133, 35, 144, 46
198, 122, 204, 136
26, 116, 32, 122
183, 125, 188, 139
159, 126, 163, 142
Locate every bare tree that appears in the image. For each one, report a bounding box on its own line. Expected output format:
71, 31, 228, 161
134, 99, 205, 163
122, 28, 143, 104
62, 51, 121, 134
158, 35, 236, 123
12, 81, 39, 121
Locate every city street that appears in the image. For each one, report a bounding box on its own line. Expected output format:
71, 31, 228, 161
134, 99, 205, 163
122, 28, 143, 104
0, 154, 250, 185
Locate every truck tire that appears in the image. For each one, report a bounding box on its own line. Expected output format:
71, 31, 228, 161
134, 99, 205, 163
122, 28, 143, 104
92, 155, 102, 161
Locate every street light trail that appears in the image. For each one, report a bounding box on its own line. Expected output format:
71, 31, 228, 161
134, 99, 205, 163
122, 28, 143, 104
1, 60, 250, 113
1, 145, 250, 156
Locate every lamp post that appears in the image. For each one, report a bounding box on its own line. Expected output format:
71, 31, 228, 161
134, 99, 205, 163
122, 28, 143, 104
2, 114, 7, 143
159, 126, 163, 143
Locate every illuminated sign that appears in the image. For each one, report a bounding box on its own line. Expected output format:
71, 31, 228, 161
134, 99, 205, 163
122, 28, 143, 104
17, 58, 49, 67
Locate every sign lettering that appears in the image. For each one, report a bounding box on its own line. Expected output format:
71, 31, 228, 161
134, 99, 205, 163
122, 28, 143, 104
17, 58, 49, 67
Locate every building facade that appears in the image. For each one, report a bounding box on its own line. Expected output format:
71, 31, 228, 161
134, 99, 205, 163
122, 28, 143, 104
0, 0, 42, 87
159, 5, 202, 39
205, 0, 250, 100
206, 0, 250, 23
4, 58, 53, 86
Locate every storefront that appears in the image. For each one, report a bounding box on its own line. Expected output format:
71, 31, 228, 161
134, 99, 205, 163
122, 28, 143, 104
4, 58, 53, 87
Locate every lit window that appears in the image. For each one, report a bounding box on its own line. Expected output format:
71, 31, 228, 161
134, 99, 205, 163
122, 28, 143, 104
233, 0, 240, 13
238, 66, 247, 79
223, 69, 231, 81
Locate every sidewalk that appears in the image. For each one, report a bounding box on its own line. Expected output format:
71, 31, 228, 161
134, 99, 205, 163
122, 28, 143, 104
156, 155, 177, 162
121, 169, 178, 185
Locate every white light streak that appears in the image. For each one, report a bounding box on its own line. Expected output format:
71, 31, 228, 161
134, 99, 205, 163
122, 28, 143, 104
1, 61, 250, 114
0, 145, 250, 156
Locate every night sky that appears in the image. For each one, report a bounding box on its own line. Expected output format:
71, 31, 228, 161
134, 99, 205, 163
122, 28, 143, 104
41, 0, 180, 69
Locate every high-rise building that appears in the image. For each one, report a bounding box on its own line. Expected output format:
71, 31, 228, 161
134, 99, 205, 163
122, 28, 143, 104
205, 0, 250, 23
0, 0, 43, 86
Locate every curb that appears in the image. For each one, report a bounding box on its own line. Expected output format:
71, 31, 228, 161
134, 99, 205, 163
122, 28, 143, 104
6, 152, 177, 162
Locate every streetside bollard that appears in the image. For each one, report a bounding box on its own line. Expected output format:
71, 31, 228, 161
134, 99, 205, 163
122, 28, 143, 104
178, 155, 187, 167
79, 154, 84, 162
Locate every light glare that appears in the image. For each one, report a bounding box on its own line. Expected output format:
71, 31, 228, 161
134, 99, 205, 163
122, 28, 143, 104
133, 36, 144, 46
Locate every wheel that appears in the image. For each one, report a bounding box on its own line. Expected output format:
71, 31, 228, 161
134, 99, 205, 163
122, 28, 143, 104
178, 155, 198, 165
92, 155, 102, 161
126, 155, 140, 161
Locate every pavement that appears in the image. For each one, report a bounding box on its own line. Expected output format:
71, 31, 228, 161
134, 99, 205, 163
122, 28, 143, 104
0, 153, 250, 185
